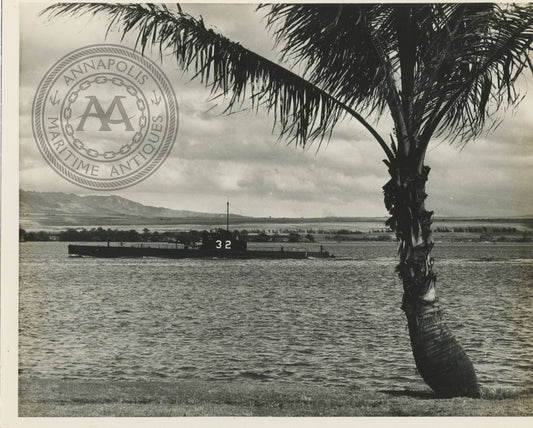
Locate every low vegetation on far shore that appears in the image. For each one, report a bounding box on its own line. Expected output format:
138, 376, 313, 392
18, 226, 532, 244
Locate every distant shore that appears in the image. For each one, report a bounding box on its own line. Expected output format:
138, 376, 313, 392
18, 219, 533, 245
19, 213, 533, 231
18, 377, 533, 417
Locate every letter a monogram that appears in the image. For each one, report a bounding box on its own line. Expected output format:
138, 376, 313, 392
76, 96, 134, 131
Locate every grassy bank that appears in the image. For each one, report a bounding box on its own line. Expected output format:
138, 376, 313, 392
18, 378, 533, 417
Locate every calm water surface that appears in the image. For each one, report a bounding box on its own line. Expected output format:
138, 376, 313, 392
19, 242, 533, 392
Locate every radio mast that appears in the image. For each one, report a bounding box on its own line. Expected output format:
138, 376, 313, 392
226, 201, 229, 232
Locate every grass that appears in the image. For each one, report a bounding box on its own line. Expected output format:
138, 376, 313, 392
18, 377, 533, 417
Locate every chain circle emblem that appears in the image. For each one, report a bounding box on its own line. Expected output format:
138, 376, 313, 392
32, 44, 178, 190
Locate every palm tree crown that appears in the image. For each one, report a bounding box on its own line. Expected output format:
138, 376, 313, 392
45, 3, 532, 166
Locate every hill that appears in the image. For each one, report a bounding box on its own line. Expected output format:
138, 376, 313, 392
19, 189, 219, 218
19, 190, 533, 232
19, 190, 242, 229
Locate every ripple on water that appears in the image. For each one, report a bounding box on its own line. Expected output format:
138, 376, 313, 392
19, 241, 533, 391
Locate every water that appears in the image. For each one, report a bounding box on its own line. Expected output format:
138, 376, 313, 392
19, 241, 533, 392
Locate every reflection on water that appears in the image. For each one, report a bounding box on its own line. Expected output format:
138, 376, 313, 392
19, 242, 533, 391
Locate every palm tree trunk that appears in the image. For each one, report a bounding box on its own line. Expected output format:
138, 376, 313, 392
383, 164, 480, 398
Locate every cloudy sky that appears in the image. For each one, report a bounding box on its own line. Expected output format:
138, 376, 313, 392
19, 3, 533, 218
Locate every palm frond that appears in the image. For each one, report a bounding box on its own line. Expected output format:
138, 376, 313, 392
263, 4, 389, 115
415, 3, 533, 146
43, 3, 533, 165
262, 4, 418, 156
43, 3, 393, 160
262, 3, 533, 156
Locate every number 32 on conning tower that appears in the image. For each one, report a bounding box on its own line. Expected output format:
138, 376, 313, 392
215, 240, 232, 250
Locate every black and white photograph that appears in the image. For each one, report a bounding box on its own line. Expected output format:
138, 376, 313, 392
2, 0, 533, 424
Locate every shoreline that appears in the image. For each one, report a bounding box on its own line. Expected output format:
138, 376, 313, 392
18, 377, 533, 417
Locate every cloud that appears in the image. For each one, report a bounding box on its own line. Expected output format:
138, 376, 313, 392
18, 3, 533, 218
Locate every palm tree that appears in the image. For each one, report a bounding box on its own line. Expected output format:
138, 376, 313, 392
45, 3, 533, 398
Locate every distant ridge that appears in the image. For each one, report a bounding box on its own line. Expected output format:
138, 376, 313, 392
19, 190, 533, 230
19, 189, 232, 219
